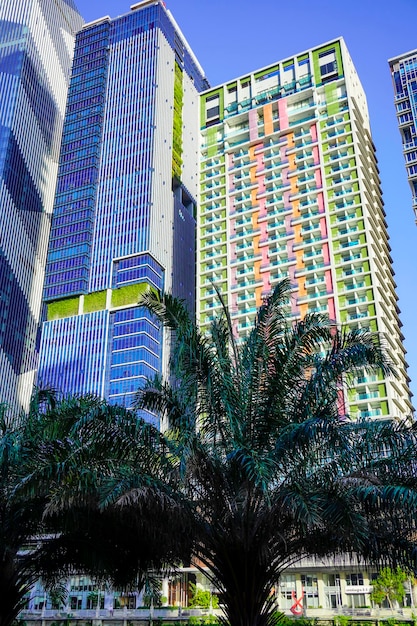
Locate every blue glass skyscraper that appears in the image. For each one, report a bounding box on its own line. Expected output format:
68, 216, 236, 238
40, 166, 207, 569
0, 0, 83, 411
38, 0, 208, 415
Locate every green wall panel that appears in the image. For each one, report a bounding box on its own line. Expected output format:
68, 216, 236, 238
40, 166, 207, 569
111, 282, 150, 309
47, 297, 79, 321
84, 290, 107, 313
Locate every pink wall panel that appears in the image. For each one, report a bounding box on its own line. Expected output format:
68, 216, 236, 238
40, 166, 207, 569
320, 217, 327, 238
325, 269, 333, 292
328, 297, 336, 321
317, 192, 325, 213
278, 98, 289, 130
249, 109, 258, 142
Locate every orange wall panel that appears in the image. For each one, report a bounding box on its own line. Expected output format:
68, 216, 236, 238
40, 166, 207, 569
264, 103, 273, 135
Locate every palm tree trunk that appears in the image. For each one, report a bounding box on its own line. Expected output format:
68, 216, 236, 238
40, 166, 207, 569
206, 542, 279, 626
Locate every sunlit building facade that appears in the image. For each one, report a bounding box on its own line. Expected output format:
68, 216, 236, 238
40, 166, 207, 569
199, 38, 413, 421
389, 49, 417, 221
0, 0, 83, 411
37, 0, 208, 415
23, 558, 414, 614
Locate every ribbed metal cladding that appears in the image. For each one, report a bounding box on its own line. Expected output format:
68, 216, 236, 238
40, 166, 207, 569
0, 0, 83, 412
38, 2, 208, 413
39, 310, 109, 397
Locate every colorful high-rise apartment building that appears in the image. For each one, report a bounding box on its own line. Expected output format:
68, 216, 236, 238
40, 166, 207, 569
37, 0, 208, 415
389, 49, 417, 221
0, 0, 83, 411
199, 38, 413, 421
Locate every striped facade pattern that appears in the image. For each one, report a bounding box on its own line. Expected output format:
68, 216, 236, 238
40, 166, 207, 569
198, 38, 412, 422
389, 50, 417, 221
0, 0, 82, 411
38, 1, 208, 413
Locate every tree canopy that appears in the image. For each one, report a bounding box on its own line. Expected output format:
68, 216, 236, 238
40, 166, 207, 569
132, 281, 417, 626
370, 567, 408, 610
0, 390, 61, 626
14, 280, 417, 626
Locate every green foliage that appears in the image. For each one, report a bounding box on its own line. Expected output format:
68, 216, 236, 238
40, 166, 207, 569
84, 290, 107, 313
111, 282, 150, 308
370, 567, 408, 609
0, 390, 64, 626
289, 620, 316, 626
274, 617, 317, 626
22, 281, 417, 626
47, 296, 79, 320
134, 282, 417, 626
172, 61, 183, 180
48, 585, 67, 610
188, 616, 219, 626
334, 616, 351, 626
188, 583, 219, 609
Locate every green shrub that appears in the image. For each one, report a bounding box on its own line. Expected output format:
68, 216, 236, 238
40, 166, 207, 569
201, 616, 219, 625
188, 617, 219, 626
188, 583, 219, 610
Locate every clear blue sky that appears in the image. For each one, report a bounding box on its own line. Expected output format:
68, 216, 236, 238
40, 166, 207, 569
75, 0, 417, 403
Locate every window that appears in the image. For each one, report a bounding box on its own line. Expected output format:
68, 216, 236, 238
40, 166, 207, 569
206, 93, 220, 122
70, 596, 83, 610
346, 573, 364, 586
207, 105, 220, 119
319, 49, 337, 77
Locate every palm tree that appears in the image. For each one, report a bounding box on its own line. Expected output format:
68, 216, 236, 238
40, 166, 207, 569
21, 394, 194, 597
0, 391, 57, 626
0, 389, 190, 626
24, 280, 417, 626
132, 280, 417, 626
